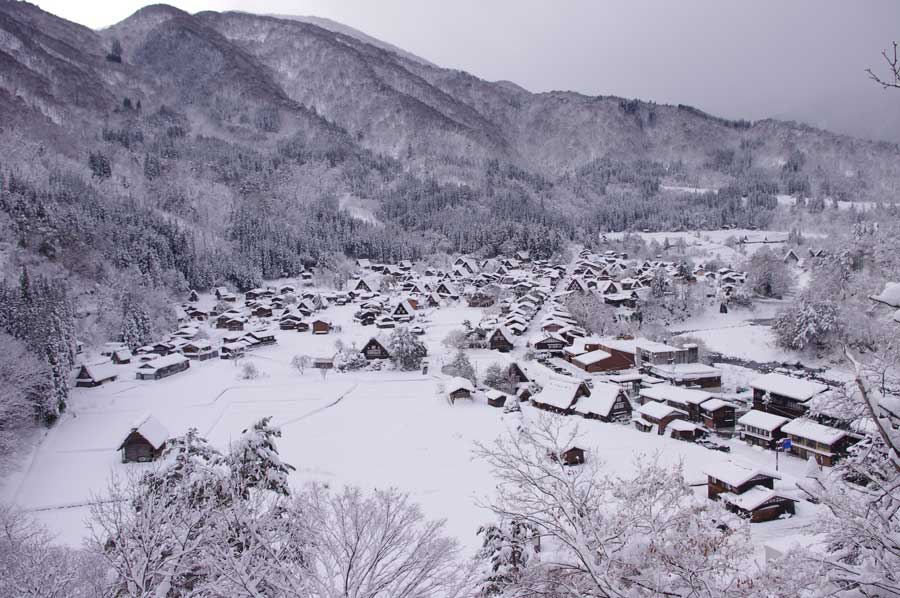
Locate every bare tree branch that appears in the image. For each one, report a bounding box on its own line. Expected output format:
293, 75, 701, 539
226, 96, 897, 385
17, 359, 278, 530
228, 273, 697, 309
867, 41, 900, 90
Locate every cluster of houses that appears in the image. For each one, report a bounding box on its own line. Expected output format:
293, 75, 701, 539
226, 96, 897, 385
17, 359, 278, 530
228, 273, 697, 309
564, 248, 749, 316
735, 373, 861, 467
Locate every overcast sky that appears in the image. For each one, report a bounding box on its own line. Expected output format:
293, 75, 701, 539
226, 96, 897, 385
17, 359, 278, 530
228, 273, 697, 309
32, 0, 900, 141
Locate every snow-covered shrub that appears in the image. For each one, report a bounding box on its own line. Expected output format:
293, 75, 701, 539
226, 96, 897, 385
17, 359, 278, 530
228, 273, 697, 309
441, 351, 476, 384
334, 346, 367, 371
442, 328, 470, 351
239, 361, 263, 380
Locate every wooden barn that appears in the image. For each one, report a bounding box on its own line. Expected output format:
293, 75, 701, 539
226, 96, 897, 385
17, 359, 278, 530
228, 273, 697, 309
75, 363, 118, 388
118, 414, 168, 463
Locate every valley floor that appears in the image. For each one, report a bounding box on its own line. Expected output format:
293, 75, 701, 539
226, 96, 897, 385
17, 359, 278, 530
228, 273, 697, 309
2, 284, 829, 560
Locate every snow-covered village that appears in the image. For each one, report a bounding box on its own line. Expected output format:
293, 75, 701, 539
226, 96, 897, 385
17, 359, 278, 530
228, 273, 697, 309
1, 2, 900, 598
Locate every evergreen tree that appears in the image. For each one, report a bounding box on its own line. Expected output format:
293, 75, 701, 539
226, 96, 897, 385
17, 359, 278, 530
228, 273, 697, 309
228, 417, 295, 497
476, 520, 539, 596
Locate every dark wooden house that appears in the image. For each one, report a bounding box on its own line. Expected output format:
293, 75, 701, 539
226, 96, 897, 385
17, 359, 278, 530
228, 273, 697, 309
489, 326, 515, 352
485, 389, 507, 408
119, 414, 168, 463
362, 337, 392, 360
312, 320, 333, 335
700, 399, 737, 430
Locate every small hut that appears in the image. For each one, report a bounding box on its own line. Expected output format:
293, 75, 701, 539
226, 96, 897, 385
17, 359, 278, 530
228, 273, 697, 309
118, 414, 168, 463
559, 446, 586, 466
485, 389, 508, 408
447, 377, 475, 403
75, 363, 118, 388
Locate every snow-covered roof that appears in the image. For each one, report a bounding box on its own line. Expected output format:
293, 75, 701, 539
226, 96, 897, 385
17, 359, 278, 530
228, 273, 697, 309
137, 353, 188, 370
635, 340, 680, 353
639, 385, 711, 406
492, 326, 516, 344
667, 419, 703, 433
870, 282, 900, 308
700, 398, 736, 412
485, 389, 506, 400
720, 487, 795, 512
447, 377, 474, 394
120, 413, 168, 450
636, 401, 685, 420
648, 363, 721, 380
78, 362, 117, 382
781, 418, 848, 445
608, 373, 643, 383
572, 382, 624, 417
750, 373, 828, 402
532, 377, 583, 410
597, 337, 640, 354
574, 349, 612, 366
703, 461, 780, 487
737, 409, 790, 431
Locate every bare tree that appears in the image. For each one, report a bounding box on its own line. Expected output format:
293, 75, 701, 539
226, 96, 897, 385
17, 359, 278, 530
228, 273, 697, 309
0, 506, 100, 598
289, 484, 473, 598
867, 41, 900, 90
291, 354, 311, 375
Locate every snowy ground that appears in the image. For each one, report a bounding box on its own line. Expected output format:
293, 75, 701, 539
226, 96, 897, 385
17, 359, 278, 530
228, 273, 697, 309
1, 306, 821, 558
